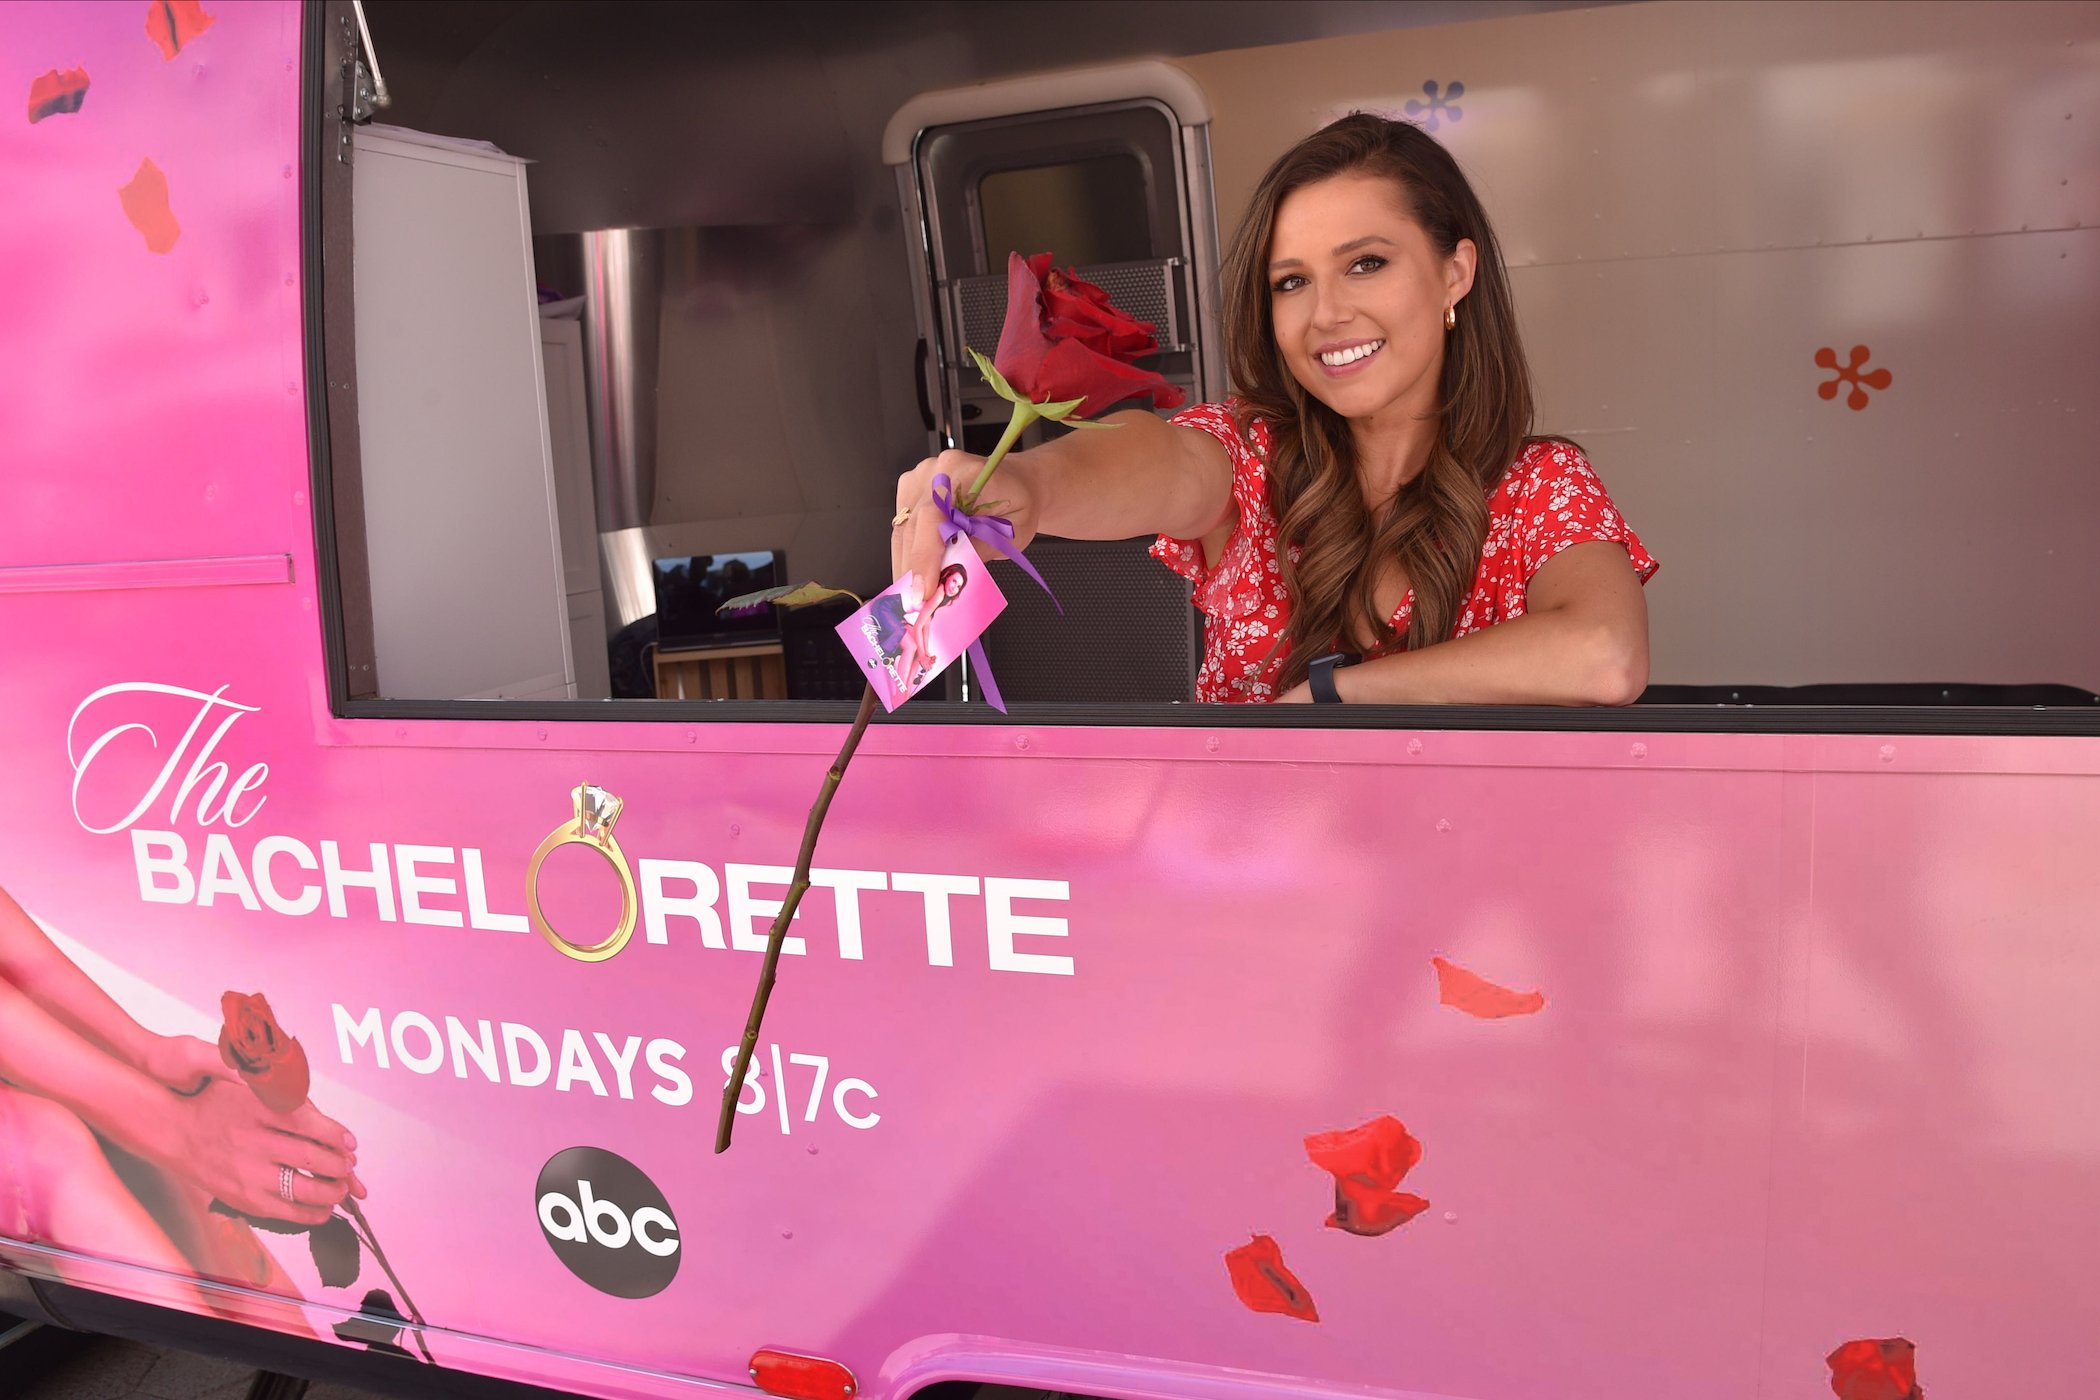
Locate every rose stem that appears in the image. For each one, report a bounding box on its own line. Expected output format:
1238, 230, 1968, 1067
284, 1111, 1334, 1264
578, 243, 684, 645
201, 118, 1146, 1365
962, 402, 1036, 510
715, 684, 881, 1152
340, 1198, 436, 1365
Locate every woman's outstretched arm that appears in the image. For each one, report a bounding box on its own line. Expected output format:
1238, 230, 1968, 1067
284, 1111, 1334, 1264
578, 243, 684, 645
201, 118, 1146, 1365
892, 408, 1235, 598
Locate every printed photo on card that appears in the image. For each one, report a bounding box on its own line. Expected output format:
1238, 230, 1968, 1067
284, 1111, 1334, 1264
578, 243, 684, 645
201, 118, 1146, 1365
837, 535, 1007, 712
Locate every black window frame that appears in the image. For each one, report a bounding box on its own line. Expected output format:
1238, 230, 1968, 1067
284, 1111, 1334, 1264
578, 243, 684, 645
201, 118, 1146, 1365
298, 1, 2100, 741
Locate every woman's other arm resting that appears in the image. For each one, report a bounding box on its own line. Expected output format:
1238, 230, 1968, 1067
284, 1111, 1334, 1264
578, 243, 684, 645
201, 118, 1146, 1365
894, 409, 1235, 595
0, 885, 206, 1084
1306, 540, 1650, 706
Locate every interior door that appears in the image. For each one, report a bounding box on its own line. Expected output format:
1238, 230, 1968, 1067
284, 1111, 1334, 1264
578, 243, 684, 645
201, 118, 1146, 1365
914, 100, 1209, 457
904, 97, 1219, 702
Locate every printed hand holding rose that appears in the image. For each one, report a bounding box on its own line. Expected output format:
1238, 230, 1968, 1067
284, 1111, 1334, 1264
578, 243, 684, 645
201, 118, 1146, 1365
137, 1031, 227, 1095
171, 1076, 361, 1226
204, 990, 434, 1363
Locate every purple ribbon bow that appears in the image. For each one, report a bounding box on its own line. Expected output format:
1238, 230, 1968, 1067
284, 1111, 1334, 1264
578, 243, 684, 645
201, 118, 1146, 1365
928, 472, 1061, 713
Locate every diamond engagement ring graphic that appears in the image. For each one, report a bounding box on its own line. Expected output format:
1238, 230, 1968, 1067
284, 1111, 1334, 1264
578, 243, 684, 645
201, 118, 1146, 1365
526, 782, 639, 963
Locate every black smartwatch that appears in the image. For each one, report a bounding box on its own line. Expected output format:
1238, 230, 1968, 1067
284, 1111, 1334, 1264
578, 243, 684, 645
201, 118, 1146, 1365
1306, 651, 1361, 703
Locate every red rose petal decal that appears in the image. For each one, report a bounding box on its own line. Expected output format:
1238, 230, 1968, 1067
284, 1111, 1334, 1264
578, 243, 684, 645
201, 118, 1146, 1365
1223, 1234, 1318, 1322
119, 158, 181, 254
1304, 1115, 1421, 1191
27, 67, 90, 124
1305, 1115, 1429, 1236
1327, 1183, 1430, 1236
1827, 1338, 1923, 1400
1433, 955, 1546, 1018
146, 0, 216, 61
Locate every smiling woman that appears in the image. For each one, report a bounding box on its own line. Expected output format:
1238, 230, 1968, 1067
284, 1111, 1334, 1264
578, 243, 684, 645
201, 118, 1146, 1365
893, 113, 1657, 706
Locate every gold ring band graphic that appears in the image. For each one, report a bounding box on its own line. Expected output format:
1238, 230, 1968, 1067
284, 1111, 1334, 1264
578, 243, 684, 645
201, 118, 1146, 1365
526, 782, 638, 963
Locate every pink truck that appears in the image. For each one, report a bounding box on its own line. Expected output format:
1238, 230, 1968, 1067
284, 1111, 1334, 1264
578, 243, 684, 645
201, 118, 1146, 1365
3, 3, 2095, 1399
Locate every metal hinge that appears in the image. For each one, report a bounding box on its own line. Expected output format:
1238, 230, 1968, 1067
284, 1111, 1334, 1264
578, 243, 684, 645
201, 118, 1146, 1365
337, 1, 391, 164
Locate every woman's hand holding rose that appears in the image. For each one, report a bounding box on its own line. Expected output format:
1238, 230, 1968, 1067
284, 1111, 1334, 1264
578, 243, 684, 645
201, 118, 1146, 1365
892, 448, 1041, 600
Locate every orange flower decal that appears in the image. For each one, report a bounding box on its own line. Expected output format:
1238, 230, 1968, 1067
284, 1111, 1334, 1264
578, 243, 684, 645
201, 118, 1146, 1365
1223, 1234, 1318, 1322
1304, 1115, 1429, 1237
1827, 1338, 1922, 1400
146, 0, 216, 61
27, 67, 90, 124
118, 159, 181, 254
1432, 956, 1545, 1018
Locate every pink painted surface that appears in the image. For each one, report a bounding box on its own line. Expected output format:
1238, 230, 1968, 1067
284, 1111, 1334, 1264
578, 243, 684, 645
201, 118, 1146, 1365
1, 5, 2097, 1400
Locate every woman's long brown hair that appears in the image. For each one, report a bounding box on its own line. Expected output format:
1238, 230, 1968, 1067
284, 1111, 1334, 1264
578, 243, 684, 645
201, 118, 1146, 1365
1221, 113, 1539, 688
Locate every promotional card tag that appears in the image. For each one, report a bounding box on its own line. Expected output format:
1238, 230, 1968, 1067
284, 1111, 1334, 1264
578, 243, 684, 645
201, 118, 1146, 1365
836, 536, 1007, 712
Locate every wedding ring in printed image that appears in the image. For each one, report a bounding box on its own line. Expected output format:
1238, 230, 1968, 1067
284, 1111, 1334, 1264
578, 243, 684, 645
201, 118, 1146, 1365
278, 1163, 298, 1205
526, 782, 639, 963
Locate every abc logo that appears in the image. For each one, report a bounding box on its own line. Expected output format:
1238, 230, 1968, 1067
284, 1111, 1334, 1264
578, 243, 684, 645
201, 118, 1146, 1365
534, 1147, 680, 1298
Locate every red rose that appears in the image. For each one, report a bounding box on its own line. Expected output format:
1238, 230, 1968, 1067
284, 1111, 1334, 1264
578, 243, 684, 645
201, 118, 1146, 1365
1305, 1115, 1430, 1237
218, 992, 311, 1113
1827, 1338, 1923, 1400
1040, 266, 1158, 361
1223, 1234, 1319, 1322
991, 252, 1185, 420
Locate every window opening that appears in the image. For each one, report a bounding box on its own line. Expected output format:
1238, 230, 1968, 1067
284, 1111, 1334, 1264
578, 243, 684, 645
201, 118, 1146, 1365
978, 157, 1152, 269
303, 3, 2100, 734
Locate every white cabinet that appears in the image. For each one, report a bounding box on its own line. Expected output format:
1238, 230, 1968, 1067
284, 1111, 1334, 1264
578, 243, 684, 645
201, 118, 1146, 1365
350, 126, 578, 701
542, 316, 611, 698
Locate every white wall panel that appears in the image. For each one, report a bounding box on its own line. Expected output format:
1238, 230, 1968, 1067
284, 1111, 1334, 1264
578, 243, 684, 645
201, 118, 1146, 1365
1192, 2, 2098, 267
1700, 3, 2098, 251
1705, 230, 2100, 689
1523, 229, 2100, 689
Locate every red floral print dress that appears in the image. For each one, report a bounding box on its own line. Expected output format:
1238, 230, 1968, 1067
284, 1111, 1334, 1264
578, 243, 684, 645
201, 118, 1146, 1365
1152, 401, 1658, 703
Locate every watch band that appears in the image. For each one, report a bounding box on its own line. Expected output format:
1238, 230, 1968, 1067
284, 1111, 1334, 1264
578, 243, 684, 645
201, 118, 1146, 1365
1307, 652, 1360, 703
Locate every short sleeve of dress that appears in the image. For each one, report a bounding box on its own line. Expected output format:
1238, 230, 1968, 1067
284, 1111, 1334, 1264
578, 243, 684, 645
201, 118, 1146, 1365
1512, 441, 1658, 585
1150, 401, 1274, 621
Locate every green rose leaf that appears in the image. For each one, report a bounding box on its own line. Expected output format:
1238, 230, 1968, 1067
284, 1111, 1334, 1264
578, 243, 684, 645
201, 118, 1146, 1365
1030, 396, 1089, 421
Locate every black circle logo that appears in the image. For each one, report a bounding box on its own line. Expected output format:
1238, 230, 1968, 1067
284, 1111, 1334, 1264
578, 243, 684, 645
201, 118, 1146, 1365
533, 1146, 681, 1298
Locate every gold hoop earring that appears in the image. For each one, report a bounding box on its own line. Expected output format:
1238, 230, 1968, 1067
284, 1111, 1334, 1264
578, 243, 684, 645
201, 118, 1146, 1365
1444, 305, 1457, 332
526, 782, 638, 963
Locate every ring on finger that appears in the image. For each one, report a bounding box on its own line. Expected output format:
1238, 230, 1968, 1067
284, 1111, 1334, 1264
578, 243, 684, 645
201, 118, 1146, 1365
891, 506, 912, 528
278, 1163, 298, 1206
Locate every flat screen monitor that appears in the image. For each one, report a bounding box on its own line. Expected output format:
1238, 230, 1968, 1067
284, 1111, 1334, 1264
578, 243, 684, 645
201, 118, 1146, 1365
652, 550, 784, 650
